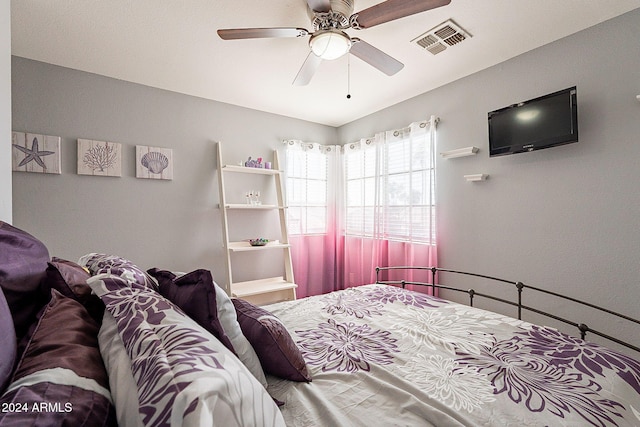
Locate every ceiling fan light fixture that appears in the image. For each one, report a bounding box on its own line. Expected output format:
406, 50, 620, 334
310, 30, 351, 60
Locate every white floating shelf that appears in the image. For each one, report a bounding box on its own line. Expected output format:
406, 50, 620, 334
440, 147, 479, 159
464, 174, 489, 182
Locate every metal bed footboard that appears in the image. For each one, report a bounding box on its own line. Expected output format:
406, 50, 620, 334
375, 266, 640, 355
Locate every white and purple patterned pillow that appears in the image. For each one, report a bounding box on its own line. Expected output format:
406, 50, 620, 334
147, 269, 237, 358
79, 253, 158, 291
147, 268, 268, 389
98, 310, 144, 427
87, 273, 285, 427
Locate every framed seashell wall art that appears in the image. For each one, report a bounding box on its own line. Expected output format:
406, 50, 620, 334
136, 145, 173, 180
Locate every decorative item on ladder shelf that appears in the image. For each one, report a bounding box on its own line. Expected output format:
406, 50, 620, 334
249, 238, 269, 247
244, 156, 264, 168
244, 190, 261, 205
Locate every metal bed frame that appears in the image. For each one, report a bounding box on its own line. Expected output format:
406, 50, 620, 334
375, 266, 640, 355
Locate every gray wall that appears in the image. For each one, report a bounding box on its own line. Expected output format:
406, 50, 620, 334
10, 9, 639, 351
339, 9, 640, 350
1, 0, 11, 223
11, 57, 336, 286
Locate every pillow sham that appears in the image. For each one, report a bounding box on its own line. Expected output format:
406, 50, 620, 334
0, 287, 16, 395
147, 268, 236, 354
1, 289, 117, 426
78, 253, 158, 290
98, 311, 144, 427
0, 382, 116, 427
0, 221, 50, 346
87, 273, 285, 427
45, 257, 104, 323
209, 277, 269, 388
11, 289, 110, 389
147, 268, 267, 389
232, 298, 311, 382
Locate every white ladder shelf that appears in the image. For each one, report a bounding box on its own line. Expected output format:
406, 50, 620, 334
216, 143, 296, 305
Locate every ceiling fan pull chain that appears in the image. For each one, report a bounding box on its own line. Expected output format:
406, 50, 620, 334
347, 54, 352, 99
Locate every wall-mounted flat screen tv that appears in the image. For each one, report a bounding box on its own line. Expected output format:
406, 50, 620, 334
488, 87, 578, 157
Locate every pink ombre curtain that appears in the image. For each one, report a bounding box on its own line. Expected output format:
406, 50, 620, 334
284, 117, 437, 297
343, 238, 437, 292
343, 117, 438, 294
283, 141, 344, 298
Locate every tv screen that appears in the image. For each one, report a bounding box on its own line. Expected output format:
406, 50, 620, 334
488, 87, 578, 157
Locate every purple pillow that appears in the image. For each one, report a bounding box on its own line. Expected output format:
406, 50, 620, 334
147, 268, 236, 354
0, 222, 50, 345
12, 289, 110, 389
0, 287, 16, 395
232, 298, 311, 382
45, 257, 92, 302
45, 257, 105, 323
0, 382, 116, 427
2, 289, 116, 426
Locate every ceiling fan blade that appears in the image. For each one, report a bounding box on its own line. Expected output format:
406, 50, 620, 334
351, 0, 451, 29
292, 52, 323, 86
306, 0, 331, 13
349, 38, 403, 76
217, 28, 309, 40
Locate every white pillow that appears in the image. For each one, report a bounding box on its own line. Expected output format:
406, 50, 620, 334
212, 280, 268, 388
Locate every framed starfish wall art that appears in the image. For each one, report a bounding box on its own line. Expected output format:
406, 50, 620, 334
136, 145, 173, 180
11, 131, 61, 174
77, 139, 122, 177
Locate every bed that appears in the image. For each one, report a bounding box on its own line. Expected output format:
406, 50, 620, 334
1, 221, 639, 426
265, 282, 640, 426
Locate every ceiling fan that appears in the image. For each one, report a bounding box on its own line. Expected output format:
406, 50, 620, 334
217, 0, 451, 86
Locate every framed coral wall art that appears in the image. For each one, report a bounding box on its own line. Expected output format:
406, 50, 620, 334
136, 145, 173, 180
12, 131, 61, 174
77, 139, 122, 177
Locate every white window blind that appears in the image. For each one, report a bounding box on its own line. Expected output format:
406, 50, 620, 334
284, 142, 329, 235
344, 121, 436, 244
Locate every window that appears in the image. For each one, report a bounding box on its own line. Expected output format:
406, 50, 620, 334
344, 125, 435, 244
285, 143, 328, 235
345, 142, 377, 238
283, 118, 438, 295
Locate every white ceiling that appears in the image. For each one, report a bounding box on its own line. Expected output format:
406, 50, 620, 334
10, 1, 640, 127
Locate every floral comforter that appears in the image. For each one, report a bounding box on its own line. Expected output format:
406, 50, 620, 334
265, 284, 640, 427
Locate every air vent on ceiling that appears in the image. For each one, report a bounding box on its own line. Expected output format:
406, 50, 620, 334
412, 19, 472, 55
